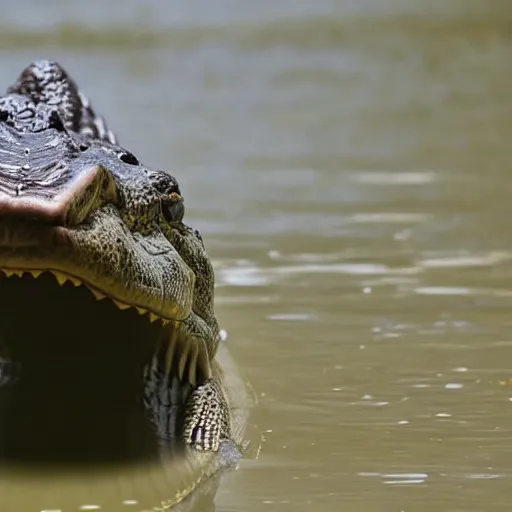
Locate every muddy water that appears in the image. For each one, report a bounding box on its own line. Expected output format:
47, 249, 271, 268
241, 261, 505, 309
1, 0, 512, 511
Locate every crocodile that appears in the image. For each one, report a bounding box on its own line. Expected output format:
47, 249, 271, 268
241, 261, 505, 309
0, 60, 252, 510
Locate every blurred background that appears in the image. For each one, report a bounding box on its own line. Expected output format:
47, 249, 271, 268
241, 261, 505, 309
2, 0, 512, 510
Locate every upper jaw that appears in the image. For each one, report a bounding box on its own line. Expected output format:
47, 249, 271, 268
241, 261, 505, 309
0, 208, 196, 322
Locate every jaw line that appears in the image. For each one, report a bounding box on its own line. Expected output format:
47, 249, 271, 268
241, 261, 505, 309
0, 214, 195, 324
0, 266, 169, 324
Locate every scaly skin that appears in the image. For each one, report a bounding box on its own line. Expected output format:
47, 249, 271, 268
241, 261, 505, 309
0, 60, 232, 453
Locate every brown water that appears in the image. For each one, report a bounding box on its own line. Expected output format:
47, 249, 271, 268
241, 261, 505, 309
2, 0, 512, 510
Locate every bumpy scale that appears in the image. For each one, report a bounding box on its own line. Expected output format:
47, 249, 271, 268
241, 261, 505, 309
0, 60, 231, 452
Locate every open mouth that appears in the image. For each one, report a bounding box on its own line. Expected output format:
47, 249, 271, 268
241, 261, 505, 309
0, 267, 212, 463
0, 269, 204, 464
0, 269, 211, 390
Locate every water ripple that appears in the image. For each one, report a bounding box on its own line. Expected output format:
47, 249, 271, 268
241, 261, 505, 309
417, 251, 511, 268
358, 472, 428, 485
349, 171, 436, 185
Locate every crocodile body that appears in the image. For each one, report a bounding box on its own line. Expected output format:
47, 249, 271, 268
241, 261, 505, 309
0, 61, 250, 509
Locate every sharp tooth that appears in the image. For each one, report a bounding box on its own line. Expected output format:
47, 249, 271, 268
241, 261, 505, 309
69, 277, 81, 287
197, 340, 212, 380
113, 300, 130, 310
170, 376, 181, 404
149, 313, 160, 323
53, 272, 67, 286
188, 342, 199, 387
162, 319, 170, 326
90, 288, 106, 300
136, 307, 147, 315
178, 341, 189, 383
164, 324, 179, 378
30, 270, 43, 278
3, 270, 13, 277
13, 270, 23, 277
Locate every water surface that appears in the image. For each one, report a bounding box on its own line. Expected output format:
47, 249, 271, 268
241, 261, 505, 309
1, 1, 512, 510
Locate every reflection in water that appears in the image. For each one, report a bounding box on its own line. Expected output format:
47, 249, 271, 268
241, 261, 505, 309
0, 0, 512, 510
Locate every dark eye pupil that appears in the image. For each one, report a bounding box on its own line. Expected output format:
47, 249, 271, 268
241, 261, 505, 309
119, 152, 139, 165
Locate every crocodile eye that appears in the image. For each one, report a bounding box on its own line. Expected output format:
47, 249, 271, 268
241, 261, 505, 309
161, 192, 184, 223
118, 151, 139, 165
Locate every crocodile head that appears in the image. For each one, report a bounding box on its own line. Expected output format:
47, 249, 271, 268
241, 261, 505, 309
0, 60, 234, 475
